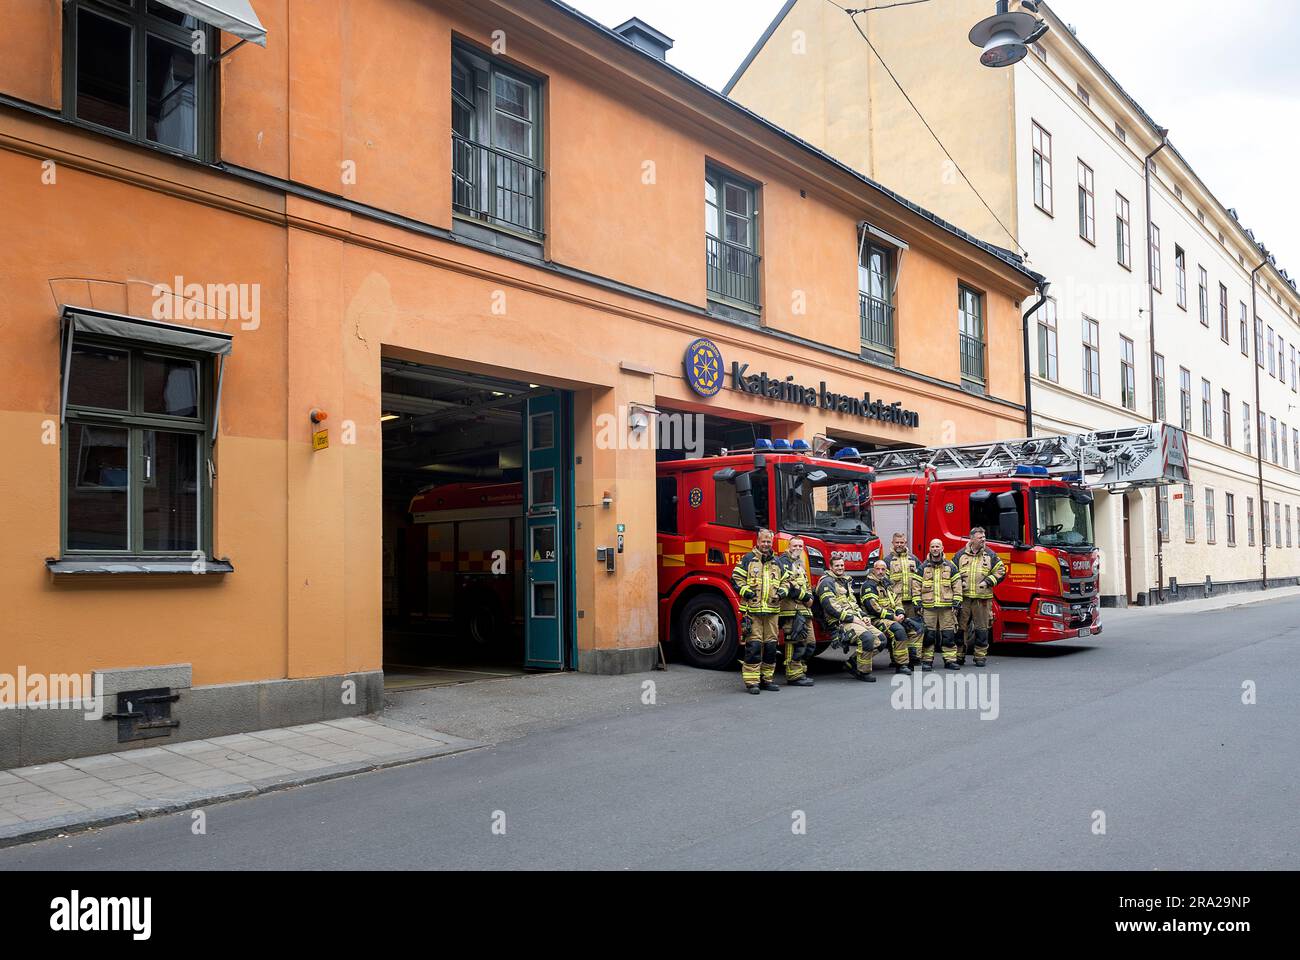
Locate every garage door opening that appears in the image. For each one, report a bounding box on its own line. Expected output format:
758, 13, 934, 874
381, 360, 572, 689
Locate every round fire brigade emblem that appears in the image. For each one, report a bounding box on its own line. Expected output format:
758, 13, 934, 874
689, 486, 703, 508
684, 337, 723, 398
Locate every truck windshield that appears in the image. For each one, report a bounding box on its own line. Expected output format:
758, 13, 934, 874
778, 466, 873, 540
1034, 491, 1095, 549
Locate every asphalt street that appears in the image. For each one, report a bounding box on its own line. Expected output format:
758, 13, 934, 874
2, 595, 1297, 870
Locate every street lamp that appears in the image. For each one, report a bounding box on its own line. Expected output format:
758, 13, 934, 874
969, 1, 1050, 68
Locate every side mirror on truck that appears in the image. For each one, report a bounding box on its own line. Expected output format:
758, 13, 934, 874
995, 492, 1025, 547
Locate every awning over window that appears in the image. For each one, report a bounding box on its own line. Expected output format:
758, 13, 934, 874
151, 0, 268, 46
64, 308, 234, 356
59, 308, 233, 440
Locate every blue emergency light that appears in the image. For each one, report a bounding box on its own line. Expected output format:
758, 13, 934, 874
791, 439, 811, 451
835, 447, 862, 460
1014, 465, 1049, 477
771, 439, 792, 450
753, 439, 774, 450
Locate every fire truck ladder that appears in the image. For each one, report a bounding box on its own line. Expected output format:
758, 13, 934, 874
853, 426, 1175, 488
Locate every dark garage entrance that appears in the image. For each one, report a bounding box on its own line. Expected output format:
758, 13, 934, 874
381, 359, 572, 689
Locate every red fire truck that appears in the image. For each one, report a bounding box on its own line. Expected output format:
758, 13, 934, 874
859, 424, 1190, 644
656, 439, 877, 668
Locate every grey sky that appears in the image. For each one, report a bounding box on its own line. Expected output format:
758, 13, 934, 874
568, 0, 1300, 275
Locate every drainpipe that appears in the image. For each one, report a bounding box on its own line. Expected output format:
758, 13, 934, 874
1143, 132, 1168, 601
1251, 257, 1268, 589
1020, 278, 1050, 436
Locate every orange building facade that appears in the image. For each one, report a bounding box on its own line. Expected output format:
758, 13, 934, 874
0, 0, 1040, 765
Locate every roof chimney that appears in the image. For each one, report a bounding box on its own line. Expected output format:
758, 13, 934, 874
612, 17, 674, 61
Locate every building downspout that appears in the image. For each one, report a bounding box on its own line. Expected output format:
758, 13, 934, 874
1251, 258, 1268, 589
1020, 278, 1050, 436
1143, 133, 1168, 602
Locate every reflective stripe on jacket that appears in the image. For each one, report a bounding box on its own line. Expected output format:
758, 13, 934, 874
953, 547, 1006, 600
731, 549, 785, 615
860, 577, 902, 624
886, 550, 923, 602
815, 572, 862, 624
919, 558, 960, 608
778, 555, 813, 617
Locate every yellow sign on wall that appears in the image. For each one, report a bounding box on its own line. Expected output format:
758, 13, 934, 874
312, 429, 329, 451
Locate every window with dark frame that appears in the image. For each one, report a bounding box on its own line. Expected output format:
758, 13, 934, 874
1226, 492, 1236, 547
1201, 378, 1212, 438
61, 335, 214, 558
1241, 303, 1250, 355
452, 42, 544, 239
958, 285, 986, 385
1198, 266, 1209, 326
1247, 496, 1255, 547
1205, 488, 1216, 544
706, 166, 761, 310
858, 236, 895, 355
1157, 485, 1169, 543
1268, 327, 1276, 377
1184, 483, 1195, 542
1222, 389, 1231, 446
65, 0, 215, 159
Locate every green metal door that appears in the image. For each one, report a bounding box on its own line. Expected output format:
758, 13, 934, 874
524, 393, 564, 669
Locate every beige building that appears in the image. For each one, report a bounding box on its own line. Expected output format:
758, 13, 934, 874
727, 0, 1300, 604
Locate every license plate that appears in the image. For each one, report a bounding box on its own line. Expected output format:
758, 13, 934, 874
1077, 628, 1090, 638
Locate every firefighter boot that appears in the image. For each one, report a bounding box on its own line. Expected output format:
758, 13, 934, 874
974, 628, 990, 666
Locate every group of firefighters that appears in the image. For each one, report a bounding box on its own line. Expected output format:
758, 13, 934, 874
730, 528, 1006, 694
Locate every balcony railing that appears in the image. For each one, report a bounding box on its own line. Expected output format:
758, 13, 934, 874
706, 235, 761, 309
859, 292, 895, 355
452, 133, 544, 238
959, 332, 986, 383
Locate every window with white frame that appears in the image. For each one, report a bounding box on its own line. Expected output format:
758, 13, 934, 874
1226, 492, 1236, 546
1179, 367, 1191, 431
1154, 353, 1166, 421
1032, 122, 1053, 215
1205, 488, 1216, 544
1082, 317, 1101, 398
1116, 194, 1131, 269
1175, 247, 1187, 309
1198, 267, 1209, 326
1219, 284, 1229, 342
1121, 337, 1137, 410
1149, 224, 1162, 291
1077, 161, 1094, 243
1184, 483, 1196, 542
1037, 298, 1058, 382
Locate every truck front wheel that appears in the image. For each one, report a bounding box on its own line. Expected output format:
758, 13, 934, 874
677, 594, 739, 670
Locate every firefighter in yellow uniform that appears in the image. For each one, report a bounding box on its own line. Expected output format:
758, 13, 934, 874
919, 538, 962, 671
952, 526, 1007, 667
731, 528, 786, 694
778, 538, 816, 687
860, 560, 922, 675
815, 555, 883, 682
885, 532, 925, 668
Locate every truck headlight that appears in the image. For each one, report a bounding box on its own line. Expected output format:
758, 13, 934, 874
805, 546, 825, 570
1039, 601, 1064, 618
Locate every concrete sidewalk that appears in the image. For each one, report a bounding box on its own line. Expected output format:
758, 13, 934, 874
0, 716, 479, 848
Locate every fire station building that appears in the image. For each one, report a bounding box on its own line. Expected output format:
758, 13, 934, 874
0, 0, 1039, 764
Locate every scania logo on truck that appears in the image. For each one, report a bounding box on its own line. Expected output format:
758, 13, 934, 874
831, 551, 864, 563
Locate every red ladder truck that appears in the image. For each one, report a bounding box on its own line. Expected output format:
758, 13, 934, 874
855, 424, 1190, 643
657, 439, 877, 668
